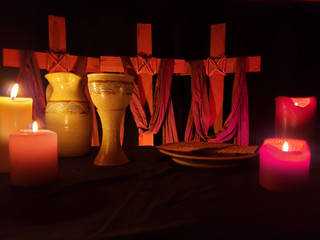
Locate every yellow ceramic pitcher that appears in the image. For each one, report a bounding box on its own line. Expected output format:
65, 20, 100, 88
45, 72, 92, 157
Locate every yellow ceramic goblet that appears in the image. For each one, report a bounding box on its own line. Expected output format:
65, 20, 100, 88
87, 73, 134, 166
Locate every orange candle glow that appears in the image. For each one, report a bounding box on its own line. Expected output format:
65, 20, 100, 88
0, 84, 32, 172
9, 121, 58, 186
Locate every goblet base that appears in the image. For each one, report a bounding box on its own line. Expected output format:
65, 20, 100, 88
93, 149, 129, 166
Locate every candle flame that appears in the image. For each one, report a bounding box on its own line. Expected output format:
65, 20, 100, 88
32, 121, 38, 132
10, 84, 19, 99
283, 141, 289, 152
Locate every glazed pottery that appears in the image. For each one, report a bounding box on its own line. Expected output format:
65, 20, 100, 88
87, 73, 133, 166
45, 72, 92, 157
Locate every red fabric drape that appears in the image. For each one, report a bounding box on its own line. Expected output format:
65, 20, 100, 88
17, 50, 46, 128
184, 60, 211, 141
162, 100, 179, 144
121, 56, 148, 130
72, 56, 100, 147
207, 56, 227, 127
121, 56, 178, 144
185, 57, 249, 145
211, 57, 249, 145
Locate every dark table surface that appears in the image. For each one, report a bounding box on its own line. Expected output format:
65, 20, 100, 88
1, 144, 320, 240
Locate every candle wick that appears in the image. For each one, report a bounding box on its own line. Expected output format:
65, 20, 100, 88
10, 96, 16, 100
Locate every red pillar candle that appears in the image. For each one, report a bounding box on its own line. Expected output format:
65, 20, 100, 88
9, 122, 58, 187
275, 96, 317, 140
259, 138, 310, 192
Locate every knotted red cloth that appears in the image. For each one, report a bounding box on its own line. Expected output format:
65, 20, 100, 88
121, 56, 178, 144
212, 57, 249, 145
185, 57, 249, 145
184, 60, 211, 141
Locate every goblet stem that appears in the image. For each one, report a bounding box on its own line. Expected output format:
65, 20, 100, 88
94, 108, 128, 166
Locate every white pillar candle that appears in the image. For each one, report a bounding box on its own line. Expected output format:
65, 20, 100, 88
0, 84, 33, 172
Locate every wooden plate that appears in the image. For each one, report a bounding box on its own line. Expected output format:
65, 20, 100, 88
158, 148, 259, 168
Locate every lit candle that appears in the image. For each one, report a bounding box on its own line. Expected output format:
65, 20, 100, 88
259, 138, 310, 192
0, 84, 33, 172
9, 121, 58, 187
275, 96, 317, 140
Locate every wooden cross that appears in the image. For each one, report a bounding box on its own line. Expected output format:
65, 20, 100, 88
99, 24, 186, 146
102, 24, 157, 146
181, 23, 260, 136
3, 15, 101, 73
2, 16, 185, 147
94, 23, 260, 145
206, 23, 261, 135
3, 16, 261, 147
3, 15, 102, 147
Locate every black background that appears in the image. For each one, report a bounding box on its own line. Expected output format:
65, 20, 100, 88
1, 0, 320, 146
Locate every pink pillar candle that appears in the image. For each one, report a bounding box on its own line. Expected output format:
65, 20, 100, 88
9, 127, 58, 187
275, 96, 317, 139
259, 138, 310, 192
